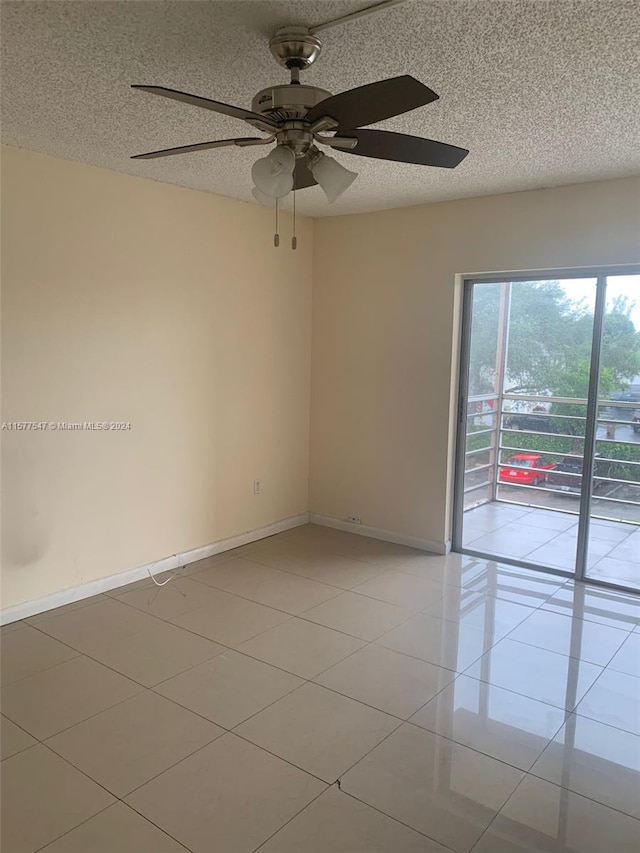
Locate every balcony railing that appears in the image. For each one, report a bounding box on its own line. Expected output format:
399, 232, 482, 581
463, 393, 640, 523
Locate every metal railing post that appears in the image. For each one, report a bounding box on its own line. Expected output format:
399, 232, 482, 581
490, 282, 511, 501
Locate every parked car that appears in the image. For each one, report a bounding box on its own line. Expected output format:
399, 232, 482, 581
498, 453, 556, 486
546, 454, 612, 493
633, 410, 640, 433
503, 413, 576, 434
610, 391, 640, 403
504, 413, 557, 433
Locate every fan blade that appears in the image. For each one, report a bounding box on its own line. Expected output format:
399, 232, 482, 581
337, 129, 468, 168
293, 158, 318, 190
131, 85, 277, 128
131, 137, 269, 160
306, 76, 438, 129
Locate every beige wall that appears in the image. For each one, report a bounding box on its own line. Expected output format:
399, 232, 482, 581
1, 145, 313, 609
310, 178, 640, 548
3, 146, 639, 612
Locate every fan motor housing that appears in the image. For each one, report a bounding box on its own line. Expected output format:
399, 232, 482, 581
252, 84, 331, 122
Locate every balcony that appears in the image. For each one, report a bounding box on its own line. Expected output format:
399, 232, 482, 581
460, 394, 640, 591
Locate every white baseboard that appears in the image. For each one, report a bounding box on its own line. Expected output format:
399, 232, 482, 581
1, 513, 309, 625
309, 513, 449, 555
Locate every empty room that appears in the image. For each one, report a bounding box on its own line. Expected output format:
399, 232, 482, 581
1, 1, 639, 852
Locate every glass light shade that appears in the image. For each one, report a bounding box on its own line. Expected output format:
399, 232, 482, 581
252, 186, 276, 207
251, 146, 295, 198
308, 152, 358, 203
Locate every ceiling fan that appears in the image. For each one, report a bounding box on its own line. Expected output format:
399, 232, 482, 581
131, 17, 469, 207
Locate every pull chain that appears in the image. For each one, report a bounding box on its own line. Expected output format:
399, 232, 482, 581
291, 188, 297, 250
274, 197, 280, 247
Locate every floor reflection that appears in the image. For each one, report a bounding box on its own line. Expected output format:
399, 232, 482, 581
463, 501, 639, 591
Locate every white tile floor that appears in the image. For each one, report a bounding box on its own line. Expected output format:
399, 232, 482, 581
1, 524, 639, 852
463, 502, 640, 589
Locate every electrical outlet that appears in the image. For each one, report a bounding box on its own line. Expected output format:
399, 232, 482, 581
254, 479, 262, 495
347, 514, 362, 524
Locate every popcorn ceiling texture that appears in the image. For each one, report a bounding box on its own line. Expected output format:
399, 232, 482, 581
2, 0, 639, 217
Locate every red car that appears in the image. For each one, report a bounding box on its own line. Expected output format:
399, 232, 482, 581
498, 453, 556, 486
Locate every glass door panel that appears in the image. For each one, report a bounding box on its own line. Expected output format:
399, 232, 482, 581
458, 278, 597, 573
585, 274, 640, 590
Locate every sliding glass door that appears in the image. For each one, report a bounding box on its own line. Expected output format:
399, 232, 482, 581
585, 276, 640, 587
454, 269, 640, 593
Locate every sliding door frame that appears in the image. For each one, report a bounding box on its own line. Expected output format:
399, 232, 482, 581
452, 265, 640, 595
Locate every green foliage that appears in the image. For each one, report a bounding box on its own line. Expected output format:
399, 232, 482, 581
469, 281, 640, 399
466, 422, 494, 453
598, 442, 640, 482
603, 297, 640, 385
467, 282, 640, 494
504, 282, 591, 395
468, 284, 501, 396
501, 432, 579, 463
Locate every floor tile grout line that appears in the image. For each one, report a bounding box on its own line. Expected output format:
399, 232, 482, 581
492, 601, 632, 667
27, 614, 253, 688
0, 741, 37, 762
24, 703, 640, 853
105, 797, 197, 853
115, 573, 313, 621
22, 624, 338, 742
218, 724, 333, 788
525, 734, 640, 822
137, 727, 331, 794
191, 555, 351, 597
251, 781, 458, 853
25, 741, 136, 840
471, 767, 640, 853
20, 682, 149, 743
240, 548, 393, 584
454, 654, 593, 716
15, 580, 627, 749
17, 539, 638, 657
464, 503, 638, 586
249, 783, 331, 853
0, 636, 84, 690
331, 718, 493, 846
151, 663, 305, 732
373, 633, 489, 673
185, 561, 454, 620
111, 651, 442, 802
309, 665, 459, 721
294, 595, 430, 643
5, 529, 639, 851
446, 657, 640, 739
4, 627, 197, 741
0, 709, 44, 741
32, 799, 119, 853
538, 599, 639, 632
212, 646, 577, 780
26, 592, 325, 683
484, 629, 616, 669
89, 724, 230, 801
339, 787, 461, 852
110, 573, 448, 658
8, 547, 638, 651
19, 574, 638, 735
406, 707, 568, 775
202, 533, 408, 578
474, 631, 609, 671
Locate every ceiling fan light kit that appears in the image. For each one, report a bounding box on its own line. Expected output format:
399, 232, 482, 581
251, 145, 295, 198
131, 5, 469, 246
307, 148, 358, 204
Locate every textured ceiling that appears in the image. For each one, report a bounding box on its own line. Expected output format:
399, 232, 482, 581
2, 0, 639, 217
